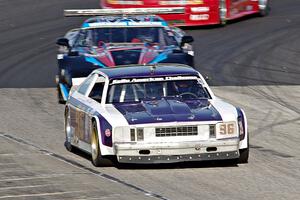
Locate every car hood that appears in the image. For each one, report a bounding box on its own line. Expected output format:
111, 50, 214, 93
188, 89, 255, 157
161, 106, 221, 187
113, 98, 223, 125
83, 44, 175, 67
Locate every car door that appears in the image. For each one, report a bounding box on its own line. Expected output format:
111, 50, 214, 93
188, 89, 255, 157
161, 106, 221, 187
69, 74, 98, 145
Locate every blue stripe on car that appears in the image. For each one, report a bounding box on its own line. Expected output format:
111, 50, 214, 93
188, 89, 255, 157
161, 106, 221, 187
85, 57, 107, 68
149, 53, 168, 64
59, 83, 69, 101
82, 23, 90, 28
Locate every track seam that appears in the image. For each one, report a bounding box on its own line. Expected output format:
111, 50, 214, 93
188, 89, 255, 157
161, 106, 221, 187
0, 132, 169, 200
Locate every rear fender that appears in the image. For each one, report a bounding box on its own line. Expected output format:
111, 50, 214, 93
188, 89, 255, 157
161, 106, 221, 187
237, 108, 248, 150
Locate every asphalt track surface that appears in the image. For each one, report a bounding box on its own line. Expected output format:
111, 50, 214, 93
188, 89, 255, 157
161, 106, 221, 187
0, 0, 299, 199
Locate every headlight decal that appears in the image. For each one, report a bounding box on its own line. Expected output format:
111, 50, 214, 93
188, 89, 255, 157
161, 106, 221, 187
95, 113, 113, 147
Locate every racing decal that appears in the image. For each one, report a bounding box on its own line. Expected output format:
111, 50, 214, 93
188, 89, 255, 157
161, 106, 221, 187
69, 98, 93, 144
113, 98, 222, 125
69, 96, 113, 147
84, 114, 91, 143
75, 109, 86, 141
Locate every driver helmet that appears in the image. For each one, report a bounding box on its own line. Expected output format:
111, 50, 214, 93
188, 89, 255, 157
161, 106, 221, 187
175, 81, 193, 94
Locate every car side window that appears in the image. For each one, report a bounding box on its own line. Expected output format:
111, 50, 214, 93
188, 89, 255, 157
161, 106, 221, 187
89, 82, 105, 103
74, 30, 93, 47
164, 30, 178, 46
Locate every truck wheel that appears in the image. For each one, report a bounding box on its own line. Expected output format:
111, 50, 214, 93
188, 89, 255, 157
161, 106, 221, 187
219, 0, 227, 26
259, 0, 270, 17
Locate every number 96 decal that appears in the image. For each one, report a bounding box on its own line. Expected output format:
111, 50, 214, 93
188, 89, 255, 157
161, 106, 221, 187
216, 122, 238, 139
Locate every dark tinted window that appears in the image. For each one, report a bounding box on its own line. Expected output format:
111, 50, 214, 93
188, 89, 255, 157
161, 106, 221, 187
89, 82, 104, 103
74, 27, 177, 47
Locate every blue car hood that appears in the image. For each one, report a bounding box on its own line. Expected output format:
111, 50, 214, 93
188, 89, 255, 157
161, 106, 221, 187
83, 44, 175, 67
113, 98, 222, 125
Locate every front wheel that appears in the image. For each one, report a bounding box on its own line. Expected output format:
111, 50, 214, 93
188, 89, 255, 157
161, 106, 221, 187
57, 86, 66, 104
238, 147, 249, 163
91, 121, 105, 167
64, 109, 74, 152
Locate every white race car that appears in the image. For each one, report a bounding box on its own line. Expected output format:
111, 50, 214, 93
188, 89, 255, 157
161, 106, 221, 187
64, 64, 249, 166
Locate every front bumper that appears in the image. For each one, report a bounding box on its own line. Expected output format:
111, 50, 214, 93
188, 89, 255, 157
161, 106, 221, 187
115, 139, 239, 164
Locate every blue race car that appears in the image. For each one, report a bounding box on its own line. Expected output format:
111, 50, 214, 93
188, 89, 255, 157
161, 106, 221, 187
56, 12, 194, 103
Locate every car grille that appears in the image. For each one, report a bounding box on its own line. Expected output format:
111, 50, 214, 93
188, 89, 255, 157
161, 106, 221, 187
155, 126, 198, 137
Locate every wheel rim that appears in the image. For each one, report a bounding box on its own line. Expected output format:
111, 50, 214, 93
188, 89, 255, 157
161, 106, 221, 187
91, 124, 99, 161
219, 0, 227, 24
259, 0, 268, 11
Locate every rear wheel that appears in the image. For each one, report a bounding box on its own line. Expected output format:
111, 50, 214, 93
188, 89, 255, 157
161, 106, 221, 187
64, 109, 73, 152
259, 0, 270, 17
219, 0, 227, 26
238, 134, 249, 164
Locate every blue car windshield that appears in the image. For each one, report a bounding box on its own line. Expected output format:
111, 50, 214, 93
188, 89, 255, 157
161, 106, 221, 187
74, 27, 177, 47
106, 80, 210, 103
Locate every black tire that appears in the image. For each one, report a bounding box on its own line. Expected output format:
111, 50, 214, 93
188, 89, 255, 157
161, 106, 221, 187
238, 135, 249, 164
220, 19, 227, 26
239, 147, 249, 164
259, 1, 270, 17
64, 109, 74, 152
219, 0, 227, 26
57, 86, 66, 104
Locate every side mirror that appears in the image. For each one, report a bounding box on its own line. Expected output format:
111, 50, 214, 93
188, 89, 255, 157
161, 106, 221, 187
204, 75, 212, 85
204, 76, 210, 82
181, 36, 194, 46
56, 38, 70, 48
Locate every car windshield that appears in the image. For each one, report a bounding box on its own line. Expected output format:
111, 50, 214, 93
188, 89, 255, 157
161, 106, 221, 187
74, 27, 177, 47
106, 80, 210, 103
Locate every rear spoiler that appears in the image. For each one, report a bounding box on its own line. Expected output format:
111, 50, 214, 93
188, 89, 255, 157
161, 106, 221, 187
64, 8, 185, 17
